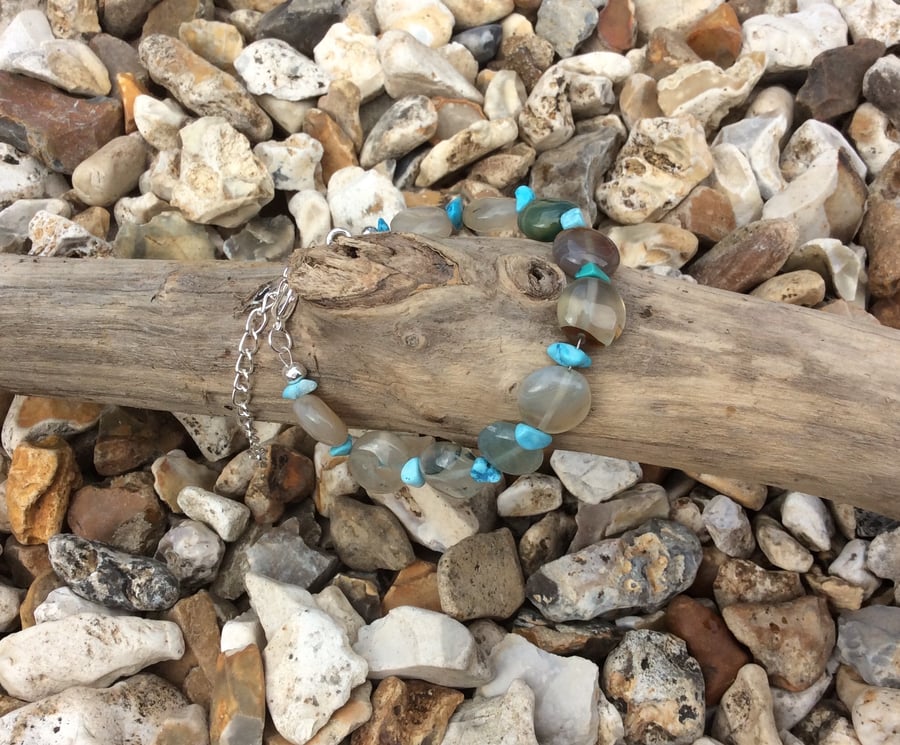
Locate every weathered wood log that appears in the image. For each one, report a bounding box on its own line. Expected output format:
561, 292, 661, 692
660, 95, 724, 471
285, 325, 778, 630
1, 232, 898, 517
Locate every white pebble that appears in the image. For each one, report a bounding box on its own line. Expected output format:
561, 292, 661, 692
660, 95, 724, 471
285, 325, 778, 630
549, 450, 641, 504
781, 491, 835, 552
176, 485, 251, 542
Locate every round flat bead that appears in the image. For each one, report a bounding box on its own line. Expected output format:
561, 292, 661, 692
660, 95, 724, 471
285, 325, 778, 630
292, 395, 348, 446
282, 378, 318, 399
348, 430, 411, 493
517, 365, 592, 434
552, 228, 621, 278
517, 199, 580, 242
401, 457, 426, 487
546, 342, 591, 368
557, 276, 627, 347
420, 441, 483, 499
514, 423, 552, 450
390, 207, 454, 237
462, 197, 518, 235
477, 421, 544, 475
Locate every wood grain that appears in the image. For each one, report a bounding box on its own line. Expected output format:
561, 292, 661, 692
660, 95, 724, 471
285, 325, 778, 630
1, 233, 898, 517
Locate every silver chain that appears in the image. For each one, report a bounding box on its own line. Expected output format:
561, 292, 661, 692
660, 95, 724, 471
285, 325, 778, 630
232, 267, 302, 460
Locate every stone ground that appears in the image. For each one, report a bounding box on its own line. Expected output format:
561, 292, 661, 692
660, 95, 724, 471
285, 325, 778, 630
1, 0, 900, 743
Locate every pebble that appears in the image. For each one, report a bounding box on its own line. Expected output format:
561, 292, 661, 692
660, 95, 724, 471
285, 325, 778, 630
772, 671, 834, 732
326, 165, 406, 234
0, 583, 21, 631
712, 113, 789, 199
783, 239, 862, 302
114, 211, 217, 261
569, 483, 670, 551
478, 633, 600, 745
534, 0, 598, 59
265, 606, 368, 744
67, 472, 166, 554
209, 644, 265, 745
851, 686, 900, 745
329, 495, 415, 571
517, 66, 574, 152
353, 606, 491, 687
441, 677, 539, 745
155, 519, 224, 591
754, 514, 815, 572
313, 22, 384, 102
352, 676, 462, 745
712, 664, 783, 745
781, 491, 836, 552
138, 34, 272, 142
526, 519, 702, 622
318, 77, 364, 150
797, 38, 885, 121
597, 115, 714, 224
665, 594, 751, 705
0, 674, 191, 745
866, 525, 900, 580
750, 270, 826, 306
689, 218, 798, 292
452, 24, 502, 65
379, 30, 483, 103
437, 528, 524, 621
234, 38, 331, 102
837, 605, 900, 687
48, 533, 180, 612
5, 435, 80, 545
244, 571, 317, 641
828, 539, 880, 599
661, 184, 736, 243
381, 559, 441, 613
374, 0, 454, 48
223, 214, 295, 261
416, 116, 518, 186
0, 614, 184, 700
253, 132, 323, 192
176, 486, 250, 543
0, 397, 98, 466
0, 147, 66, 208
133, 95, 190, 152
246, 521, 337, 590
71, 134, 148, 207
359, 94, 438, 169
496, 473, 562, 517
26, 209, 111, 256
168, 412, 243, 462
850, 103, 900, 178
722, 595, 836, 692
518, 511, 576, 577
32, 586, 128, 624
602, 629, 706, 744
442, 0, 512, 28
708, 143, 763, 227
255, 0, 342, 56
702, 494, 755, 558
863, 55, 900, 130
604, 222, 698, 270
548, 450, 642, 505
713, 558, 805, 608
244, 442, 315, 524
0, 197, 69, 252
288, 189, 332, 248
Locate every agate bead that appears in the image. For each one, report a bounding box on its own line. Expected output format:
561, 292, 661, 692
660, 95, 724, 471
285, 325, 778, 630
517, 366, 591, 434
420, 441, 484, 499
477, 421, 544, 475
390, 207, 454, 237
348, 430, 411, 493
462, 197, 518, 235
292, 395, 348, 446
552, 228, 620, 278
517, 199, 580, 242
557, 277, 627, 347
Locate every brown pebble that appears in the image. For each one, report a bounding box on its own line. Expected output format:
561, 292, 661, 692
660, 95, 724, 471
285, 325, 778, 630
0, 72, 123, 174
162, 591, 221, 685
142, 0, 211, 38
872, 292, 900, 329
318, 79, 364, 151
491, 35, 555, 91
644, 28, 702, 80
685, 4, 743, 68
596, 0, 637, 52
67, 472, 166, 555
859, 150, 900, 298
662, 185, 736, 243
382, 560, 442, 613
684, 472, 768, 510
749, 270, 827, 306
688, 218, 799, 292
94, 407, 187, 477
688, 544, 730, 599
8, 396, 103, 441
19, 569, 64, 629
210, 646, 266, 745
244, 443, 315, 524
351, 676, 463, 745
117, 72, 150, 134
2, 537, 53, 587
796, 38, 885, 121
665, 594, 751, 705
6, 436, 82, 545
303, 108, 360, 185
714, 558, 805, 608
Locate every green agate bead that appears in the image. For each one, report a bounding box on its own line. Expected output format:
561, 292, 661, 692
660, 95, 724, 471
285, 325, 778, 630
292, 395, 348, 446
517, 199, 581, 242
477, 421, 544, 475
390, 206, 454, 237
462, 197, 518, 235
348, 430, 411, 493
552, 228, 620, 278
557, 276, 627, 347
420, 441, 483, 499
517, 366, 591, 434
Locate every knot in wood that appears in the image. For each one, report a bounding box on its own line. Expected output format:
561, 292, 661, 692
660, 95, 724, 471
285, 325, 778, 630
497, 254, 566, 301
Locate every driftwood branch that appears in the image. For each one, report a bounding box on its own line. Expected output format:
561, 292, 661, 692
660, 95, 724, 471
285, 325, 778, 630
1, 232, 898, 518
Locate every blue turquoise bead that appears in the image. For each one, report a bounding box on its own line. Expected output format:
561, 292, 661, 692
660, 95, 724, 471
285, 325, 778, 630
547, 342, 592, 368
329, 436, 353, 456
575, 262, 611, 283
470, 456, 502, 483
515, 185, 535, 212
282, 378, 318, 399
401, 457, 426, 487
376, 217, 390, 232
560, 207, 587, 230
515, 423, 552, 450
445, 195, 463, 230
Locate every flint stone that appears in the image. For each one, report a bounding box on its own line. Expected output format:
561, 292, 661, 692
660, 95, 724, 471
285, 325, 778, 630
353, 606, 491, 687
517, 66, 574, 152
518, 511, 577, 577
360, 95, 436, 168
253, 132, 323, 191
138, 34, 272, 141
497, 473, 562, 517
632, 0, 723, 36
0, 614, 184, 701
796, 38, 885, 121
442, 678, 539, 745
713, 558, 804, 608
602, 630, 706, 744
569, 483, 670, 552
375, 0, 454, 47
0, 146, 66, 209
235, 39, 331, 101
782, 239, 862, 302
246, 522, 337, 591
245, 571, 317, 641
742, 4, 848, 73
155, 519, 224, 591
712, 664, 782, 745
867, 526, 900, 580
313, 22, 384, 102
535, 0, 598, 59
863, 54, 900, 130
549, 450, 641, 505
851, 686, 900, 745
329, 495, 415, 571
0, 584, 21, 632
708, 142, 763, 227
114, 211, 216, 261
702, 494, 755, 558
255, 0, 342, 57
604, 223, 698, 270
71, 134, 148, 207
27, 210, 112, 257
526, 519, 702, 622
860, 150, 900, 298
712, 112, 789, 199
176, 486, 250, 543
771, 671, 834, 732
0, 198, 69, 252
133, 95, 189, 152
780, 491, 835, 552
478, 633, 600, 745
327, 165, 406, 234
754, 514, 814, 572
33, 586, 129, 624
452, 24, 502, 65
0, 674, 191, 745
48, 533, 180, 611
172, 411, 246, 462
837, 605, 900, 687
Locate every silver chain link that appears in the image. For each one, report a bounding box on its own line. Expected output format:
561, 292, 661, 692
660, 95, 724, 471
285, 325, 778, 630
232, 268, 301, 461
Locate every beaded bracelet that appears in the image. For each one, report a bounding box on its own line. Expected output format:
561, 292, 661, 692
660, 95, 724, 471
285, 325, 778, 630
232, 186, 626, 498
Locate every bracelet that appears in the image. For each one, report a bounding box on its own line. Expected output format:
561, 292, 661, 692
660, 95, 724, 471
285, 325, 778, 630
232, 186, 626, 497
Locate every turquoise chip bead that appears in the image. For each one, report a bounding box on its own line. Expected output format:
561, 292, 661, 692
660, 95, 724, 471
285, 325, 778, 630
575, 262, 611, 283
470, 457, 502, 483
329, 435, 353, 456
401, 457, 426, 487
515, 185, 535, 212
445, 195, 463, 230
376, 217, 390, 232
515, 423, 552, 450
282, 378, 318, 399
547, 342, 592, 368
560, 207, 587, 230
